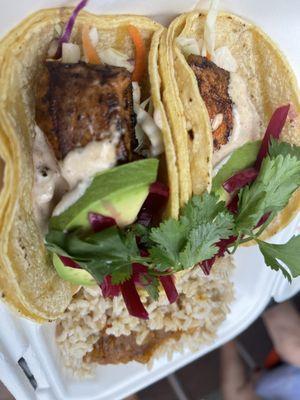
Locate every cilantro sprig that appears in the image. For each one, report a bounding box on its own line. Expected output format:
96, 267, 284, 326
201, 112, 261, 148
46, 140, 300, 293
258, 236, 300, 283
46, 194, 235, 285
236, 152, 300, 233
149, 194, 234, 271
46, 227, 142, 284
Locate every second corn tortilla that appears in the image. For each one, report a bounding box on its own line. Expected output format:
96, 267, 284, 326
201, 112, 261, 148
161, 10, 300, 240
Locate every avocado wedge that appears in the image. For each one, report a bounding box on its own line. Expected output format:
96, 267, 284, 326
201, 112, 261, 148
50, 159, 159, 231
52, 253, 96, 286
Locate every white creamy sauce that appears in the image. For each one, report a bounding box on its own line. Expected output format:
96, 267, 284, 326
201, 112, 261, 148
33, 128, 119, 226
51, 139, 119, 215
212, 50, 261, 166
60, 139, 118, 190
32, 126, 67, 231
52, 179, 92, 217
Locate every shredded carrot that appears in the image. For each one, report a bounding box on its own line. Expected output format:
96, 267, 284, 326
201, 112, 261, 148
127, 25, 146, 83
82, 25, 101, 64
206, 52, 212, 61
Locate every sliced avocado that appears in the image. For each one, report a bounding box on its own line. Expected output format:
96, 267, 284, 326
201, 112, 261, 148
50, 159, 159, 231
212, 141, 261, 194
53, 253, 96, 286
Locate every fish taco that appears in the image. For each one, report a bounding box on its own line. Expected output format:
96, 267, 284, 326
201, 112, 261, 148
160, 1, 300, 244
0, 0, 234, 371
1, 0, 299, 375
0, 2, 180, 320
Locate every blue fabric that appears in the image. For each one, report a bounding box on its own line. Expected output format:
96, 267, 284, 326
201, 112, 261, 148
255, 364, 300, 400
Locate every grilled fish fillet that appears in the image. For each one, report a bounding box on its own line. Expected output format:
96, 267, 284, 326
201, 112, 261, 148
187, 55, 233, 149
36, 61, 136, 161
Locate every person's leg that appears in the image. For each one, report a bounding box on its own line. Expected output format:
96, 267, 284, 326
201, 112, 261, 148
263, 301, 300, 367
220, 341, 259, 400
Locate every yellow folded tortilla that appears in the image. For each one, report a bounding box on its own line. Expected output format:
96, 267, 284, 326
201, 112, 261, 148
160, 10, 300, 240
0, 8, 178, 321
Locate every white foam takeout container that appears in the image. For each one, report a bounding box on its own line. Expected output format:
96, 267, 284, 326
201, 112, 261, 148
0, 0, 300, 399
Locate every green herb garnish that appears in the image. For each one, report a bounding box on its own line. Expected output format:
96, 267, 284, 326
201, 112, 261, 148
46, 141, 300, 292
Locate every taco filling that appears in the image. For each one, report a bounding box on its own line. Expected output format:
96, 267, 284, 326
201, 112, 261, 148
157, 1, 300, 277
1, 0, 300, 376
23, 3, 235, 368
28, 1, 173, 321
178, 4, 261, 167
33, 23, 164, 232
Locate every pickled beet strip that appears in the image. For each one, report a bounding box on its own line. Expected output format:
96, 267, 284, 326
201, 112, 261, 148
132, 263, 150, 285
227, 195, 239, 214
159, 275, 178, 304
202, 106, 291, 274
254, 104, 290, 170
256, 212, 271, 229
224, 105, 290, 204
59, 255, 81, 268
88, 212, 116, 232
200, 258, 215, 276
223, 168, 258, 193
100, 276, 121, 298
121, 278, 149, 319
137, 182, 169, 227
200, 236, 237, 275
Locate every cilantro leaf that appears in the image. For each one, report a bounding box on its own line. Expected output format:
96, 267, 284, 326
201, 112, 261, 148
45, 230, 73, 257
181, 193, 227, 226
149, 247, 177, 272
131, 223, 153, 248
236, 154, 300, 232
150, 219, 188, 267
258, 236, 300, 282
269, 139, 300, 160
149, 195, 235, 272
111, 265, 132, 285
179, 213, 234, 268
46, 227, 139, 284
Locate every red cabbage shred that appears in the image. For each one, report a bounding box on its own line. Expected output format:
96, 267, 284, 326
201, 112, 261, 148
55, 0, 89, 58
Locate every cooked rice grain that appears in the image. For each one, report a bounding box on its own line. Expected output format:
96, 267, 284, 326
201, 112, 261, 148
56, 255, 234, 377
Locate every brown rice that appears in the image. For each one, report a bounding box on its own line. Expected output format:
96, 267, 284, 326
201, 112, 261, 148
56, 255, 235, 377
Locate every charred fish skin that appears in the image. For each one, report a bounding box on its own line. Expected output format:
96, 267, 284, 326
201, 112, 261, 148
187, 55, 233, 149
35, 62, 136, 161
